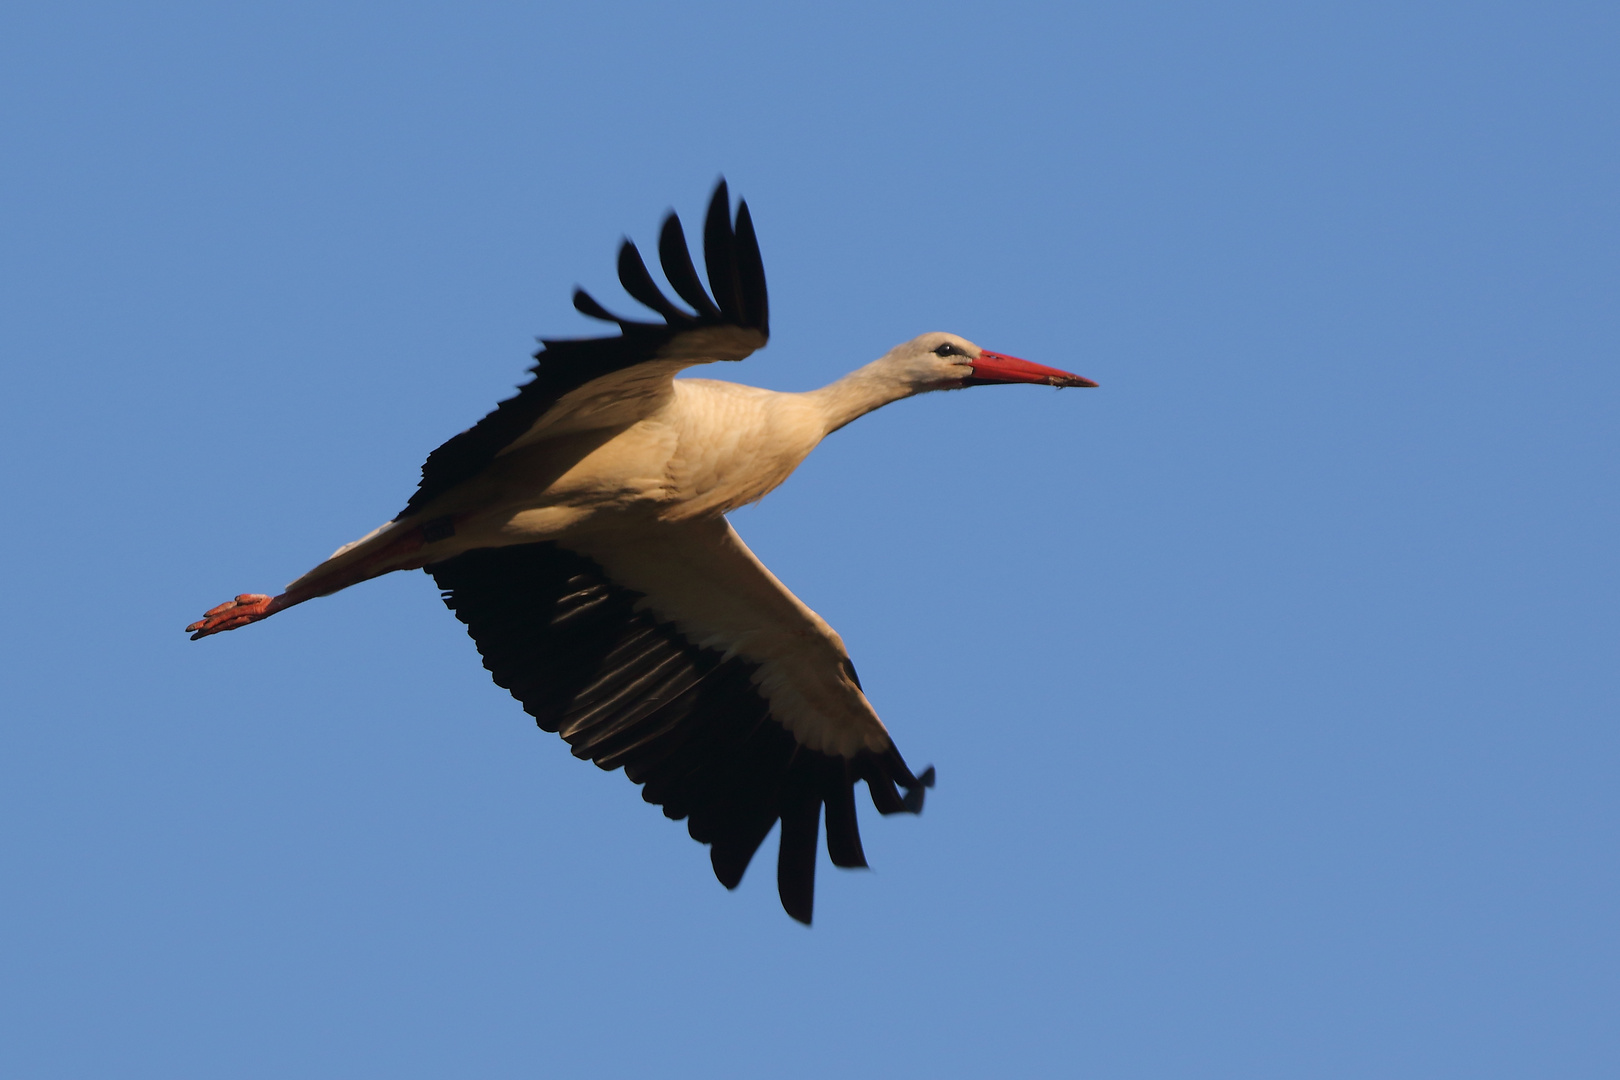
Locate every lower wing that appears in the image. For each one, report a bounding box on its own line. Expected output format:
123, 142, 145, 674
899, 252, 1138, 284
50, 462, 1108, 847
426, 517, 933, 924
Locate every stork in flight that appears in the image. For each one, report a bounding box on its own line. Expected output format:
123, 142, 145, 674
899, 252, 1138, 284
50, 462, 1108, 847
187, 182, 1096, 924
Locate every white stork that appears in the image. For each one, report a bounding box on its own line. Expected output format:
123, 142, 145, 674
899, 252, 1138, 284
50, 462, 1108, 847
187, 182, 1096, 924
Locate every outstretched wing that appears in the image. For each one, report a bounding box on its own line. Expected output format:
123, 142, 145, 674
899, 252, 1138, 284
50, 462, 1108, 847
426, 518, 933, 925
399, 180, 770, 518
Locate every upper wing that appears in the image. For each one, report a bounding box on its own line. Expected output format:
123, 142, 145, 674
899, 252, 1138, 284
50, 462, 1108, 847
399, 181, 770, 518
426, 518, 933, 924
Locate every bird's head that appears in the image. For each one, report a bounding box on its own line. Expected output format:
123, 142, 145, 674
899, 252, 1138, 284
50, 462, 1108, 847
884, 332, 1098, 392
817, 332, 1098, 435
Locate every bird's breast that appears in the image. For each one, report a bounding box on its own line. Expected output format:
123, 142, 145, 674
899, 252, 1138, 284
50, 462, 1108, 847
656, 380, 825, 519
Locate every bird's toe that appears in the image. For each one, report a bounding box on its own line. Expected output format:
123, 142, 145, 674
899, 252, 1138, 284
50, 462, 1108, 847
187, 594, 274, 639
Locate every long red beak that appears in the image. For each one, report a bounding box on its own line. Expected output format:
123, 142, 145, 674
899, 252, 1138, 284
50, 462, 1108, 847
966, 351, 1098, 388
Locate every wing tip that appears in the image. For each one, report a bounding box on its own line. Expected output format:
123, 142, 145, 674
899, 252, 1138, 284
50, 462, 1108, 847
600, 178, 767, 336
901, 765, 937, 815
572, 286, 620, 324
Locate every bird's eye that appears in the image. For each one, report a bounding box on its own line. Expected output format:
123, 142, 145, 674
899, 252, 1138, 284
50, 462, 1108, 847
933, 343, 959, 357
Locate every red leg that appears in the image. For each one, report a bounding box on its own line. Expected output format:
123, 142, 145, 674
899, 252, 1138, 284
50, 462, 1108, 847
186, 593, 286, 639
185, 518, 444, 641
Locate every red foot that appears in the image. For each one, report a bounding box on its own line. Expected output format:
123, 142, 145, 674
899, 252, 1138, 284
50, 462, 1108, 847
186, 593, 280, 640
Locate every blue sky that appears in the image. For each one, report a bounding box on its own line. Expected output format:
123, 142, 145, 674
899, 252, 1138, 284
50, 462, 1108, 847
2, 2, 1615, 1076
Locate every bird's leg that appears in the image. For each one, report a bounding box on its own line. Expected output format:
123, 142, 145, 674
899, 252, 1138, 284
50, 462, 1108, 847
185, 567, 359, 640
186, 593, 290, 639
184, 517, 448, 641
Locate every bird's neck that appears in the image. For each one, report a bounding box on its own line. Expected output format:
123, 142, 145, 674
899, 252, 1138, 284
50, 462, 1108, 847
805, 360, 924, 436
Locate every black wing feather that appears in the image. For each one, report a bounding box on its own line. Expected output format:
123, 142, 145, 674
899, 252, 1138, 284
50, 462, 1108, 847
399, 181, 767, 518
616, 240, 696, 324
658, 212, 724, 319
733, 201, 769, 334
703, 180, 746, 323
570, 287, 640, 326
823, 764, 869, 869
775, 780, 822, 926
428, 541, 929, 925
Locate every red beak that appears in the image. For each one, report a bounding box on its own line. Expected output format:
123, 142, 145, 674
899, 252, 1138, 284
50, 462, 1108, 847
966, 351, 1098, 388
